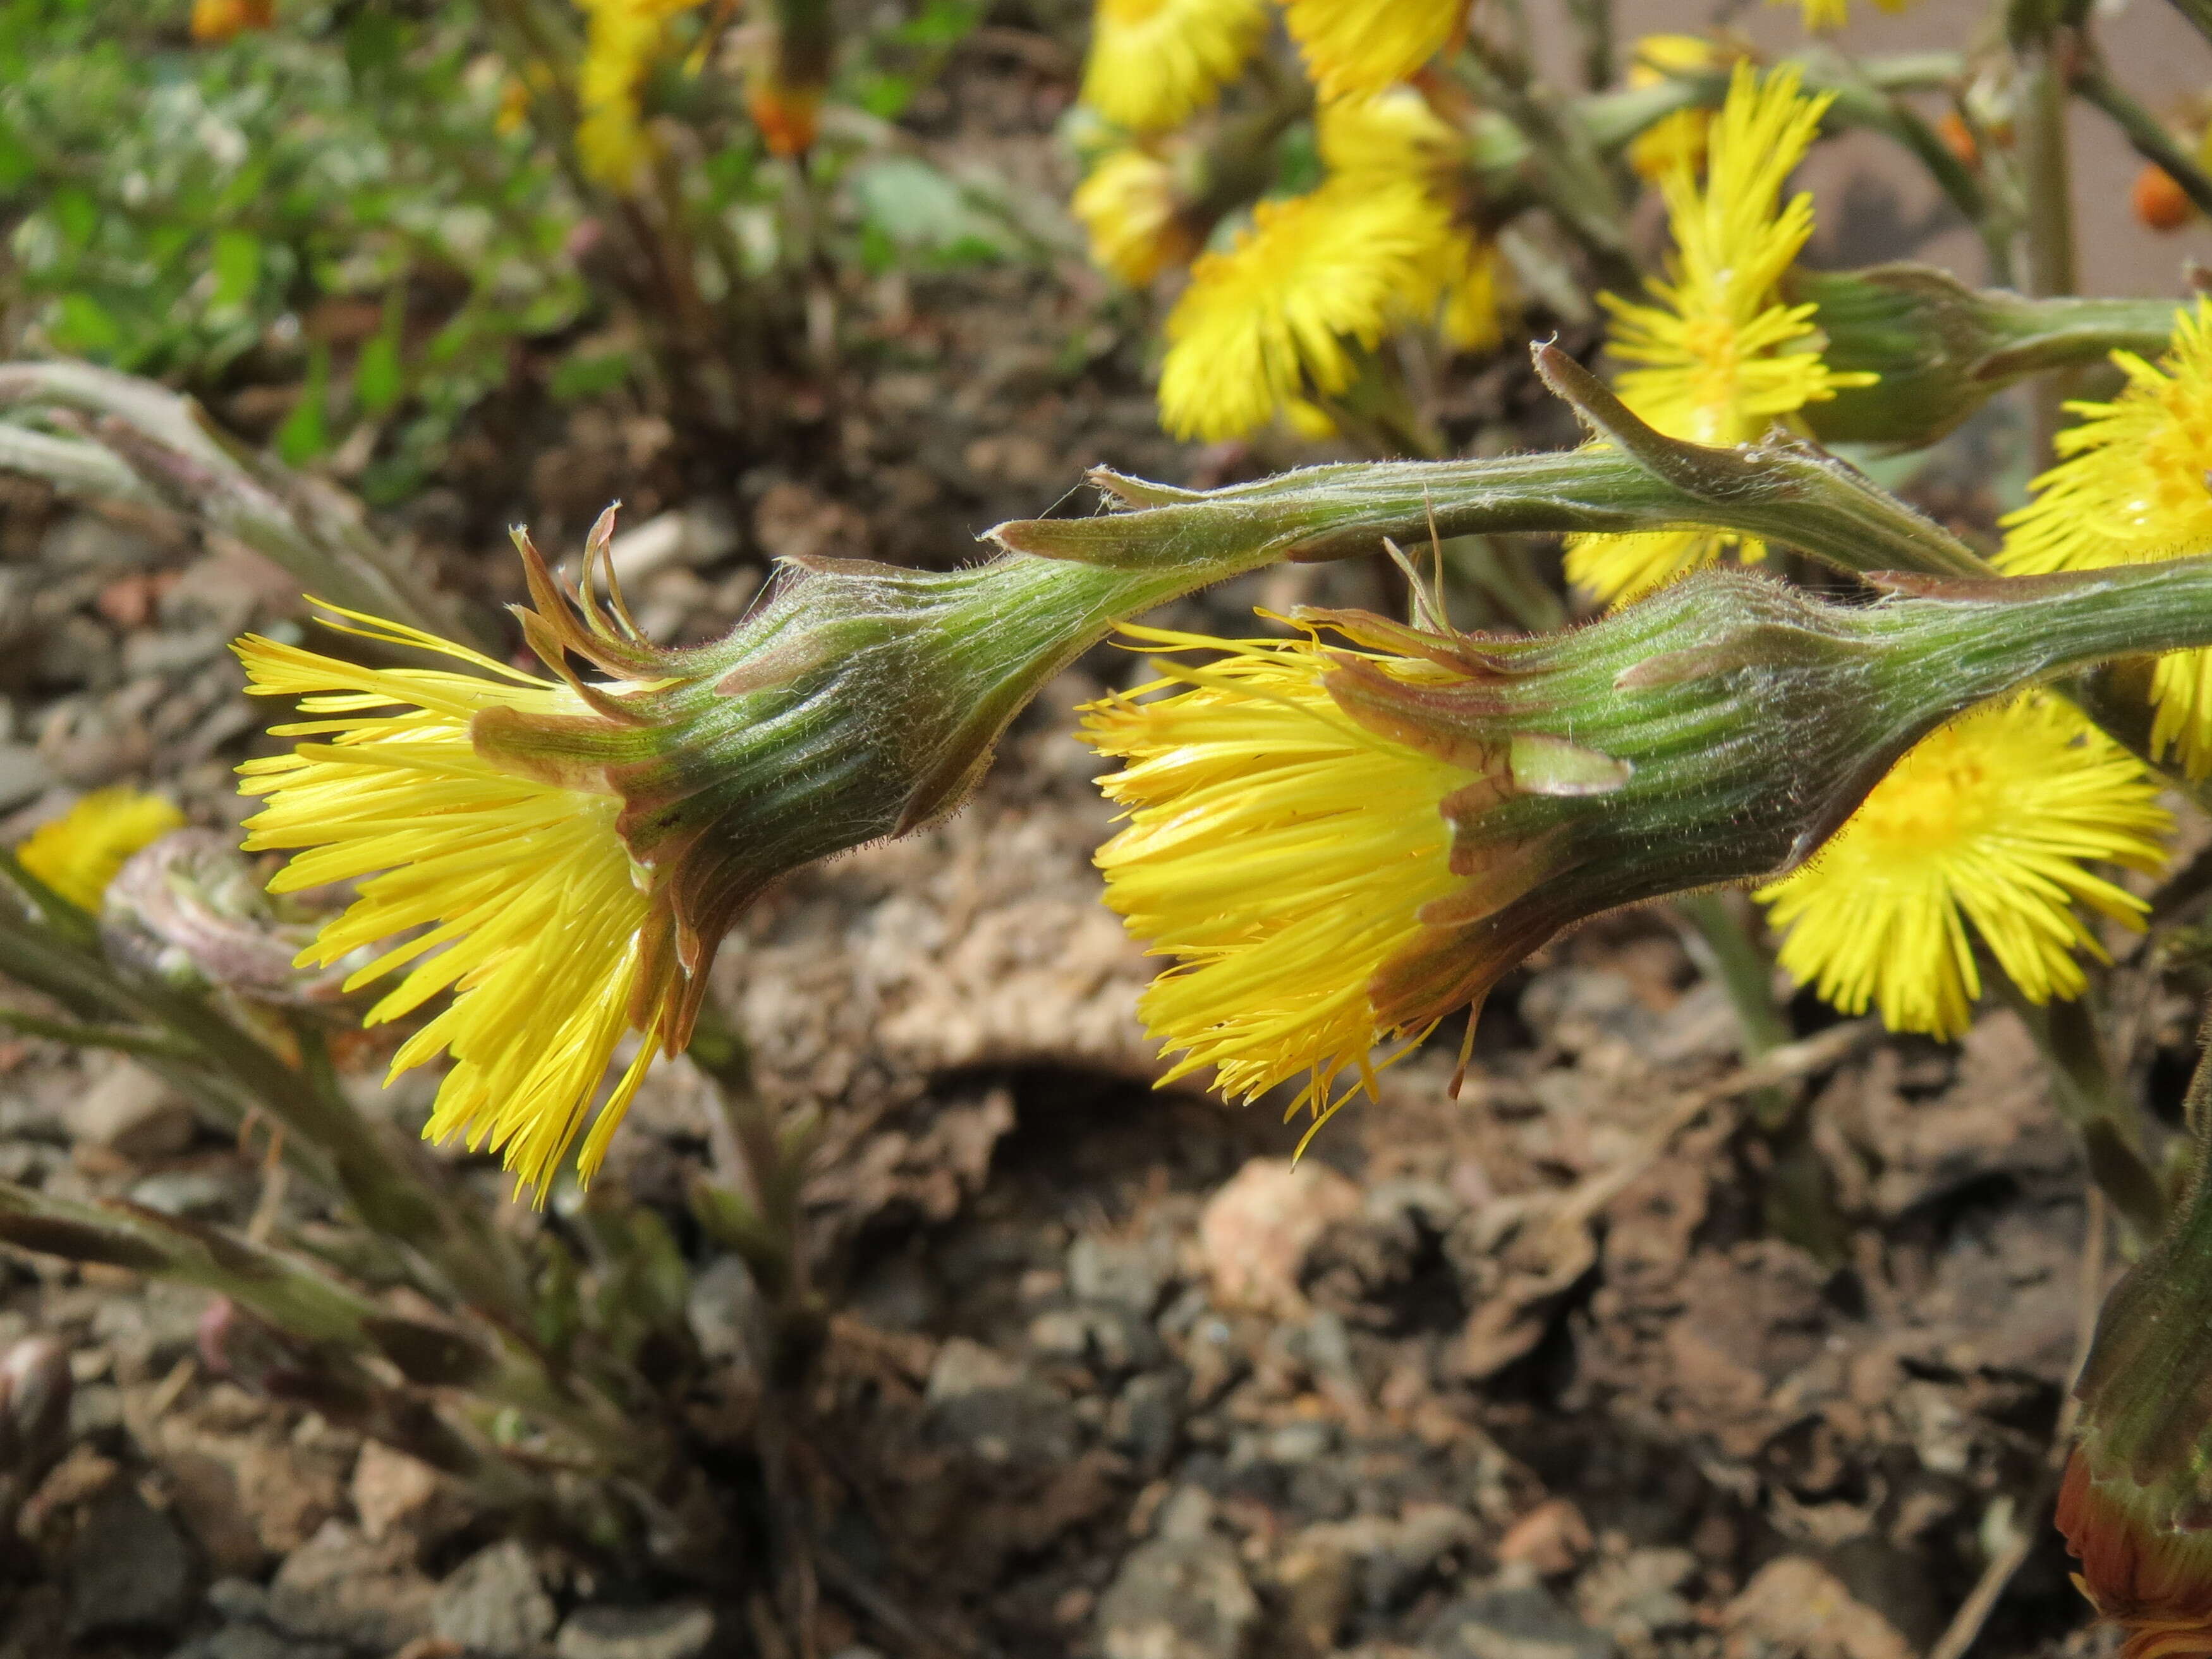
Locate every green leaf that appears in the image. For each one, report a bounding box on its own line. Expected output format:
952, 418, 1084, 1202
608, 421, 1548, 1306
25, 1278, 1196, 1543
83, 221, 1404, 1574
353, 331, 403, 416
276, 342, 331, 466
48, 184, 96, 250
549, 349, 635, 401
50, 291, 119, 355
210, 229, 260, 308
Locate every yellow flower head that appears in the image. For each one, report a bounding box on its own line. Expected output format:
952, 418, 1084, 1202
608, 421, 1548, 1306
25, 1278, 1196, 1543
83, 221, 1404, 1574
1626, 35, 1723, 181
1073, 149, 1198, 286
1081, 623, 1474, 1128
1282, 0, 1465, 102
1157, 176, 1454, 441
1756, 695, 2169, 1040
15, 788, 186, 912
1317, 85, 1461, 180
1565, 61, 1873, 605
1997, 301, 2212, 778
1773, 0, 1917, 33
577, 0, 703, 191
1081, 0, 1269, 132
234, 577, 684, 1198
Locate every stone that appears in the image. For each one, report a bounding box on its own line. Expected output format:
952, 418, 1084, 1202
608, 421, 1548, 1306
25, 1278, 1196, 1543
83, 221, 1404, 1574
75, 1057, 197, 1160
1198, 1158, 1363, 1318
1068, 1234, 1168, 1315
130, 1169, 249, 1220
152, 1384, 353, 1574
1107, 1370, 1186, 1469
352, 1438, 470, 1547
0, 742, 53, 810
554, 1601, 717, 1659
68, 1484, 194, 1635
924, 1337, 1079, 1467
1497, 1499, 1593, 1577
1721, 1557, 1913, 1659
1577, 1548, 1697, 1646
42, 513, 162, 571
1096, 1533, 1260, 1659
1423, 1576, 1614, 1659
433, 1539, 557, 1656
167, 1626, 348, 1659
266, 1519, 434, 1651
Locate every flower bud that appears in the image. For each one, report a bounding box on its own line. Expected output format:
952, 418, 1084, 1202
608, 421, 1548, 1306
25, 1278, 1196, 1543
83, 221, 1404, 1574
99, 828, 347, 1004
2060, 1109, 2212, 1655
1790, 264, 2179, 447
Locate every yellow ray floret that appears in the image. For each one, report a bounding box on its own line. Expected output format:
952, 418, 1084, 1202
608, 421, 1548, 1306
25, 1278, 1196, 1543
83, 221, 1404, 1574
1081, 624, 1471, 1125
1158, 176, 1454, 441
1282, 0, 1465, 102
1756, 695, 2169, 1040
1073, 149, 1196, 286
1997, 300, 2212, 779
1081, 0, 1268, 132
233, 606, 675, 1198
1772, 0, 1917, 33
1567, 61, 1873, 605
15, 787, 185, 911
577, 0, 703, 191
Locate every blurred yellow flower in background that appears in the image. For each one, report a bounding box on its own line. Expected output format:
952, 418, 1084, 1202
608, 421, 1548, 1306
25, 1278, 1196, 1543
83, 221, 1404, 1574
1080, 0, 1269, 131
1156, 176, 1454, 441
15, 789, 185, 912
1073, 149, 1198, 285
1282, 0, 1466, 101
577, 0, 705, 191
1625, 35, 1724, 181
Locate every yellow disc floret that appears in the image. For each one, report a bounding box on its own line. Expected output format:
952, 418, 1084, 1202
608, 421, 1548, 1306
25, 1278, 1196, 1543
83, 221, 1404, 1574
234, 605, 678, 1198
1998, 300, 2212, 778
1081, 0, 1269, 132
1755, 695, 2169, 1040
1081, 624, 1471, 1124
1157, 176, 1454, 441
1567, 61, 1874, 605
15, 787, 185, 912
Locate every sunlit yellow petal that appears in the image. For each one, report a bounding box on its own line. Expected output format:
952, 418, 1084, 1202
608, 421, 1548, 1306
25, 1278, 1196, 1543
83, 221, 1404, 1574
1996, 299, 2212, 777
15, 788, 185, 911
1756, 695, 2169, 1038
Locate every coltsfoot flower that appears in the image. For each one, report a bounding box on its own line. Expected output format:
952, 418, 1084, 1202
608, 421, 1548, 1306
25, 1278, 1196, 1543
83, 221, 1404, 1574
1281, 0, 1466, 102
15, 788, 185, 913
1157, 177, 1455, 441
1080, 0, 1269, 132
577, 0, 704, 191
1773, 0, 1916, 31
1567, 62, 1875, 605
1755, 695, 2169, 1039
1079, 569, 2168, 1135
1073, 149, 1199, 286
1998, 300, 2212, 777
235, 595, 681, 1195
